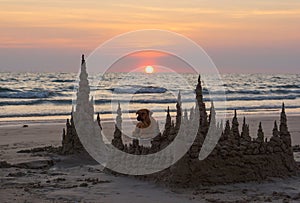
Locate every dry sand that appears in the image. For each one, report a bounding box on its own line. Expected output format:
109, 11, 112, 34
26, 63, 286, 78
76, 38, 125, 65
0, 115, 300, 202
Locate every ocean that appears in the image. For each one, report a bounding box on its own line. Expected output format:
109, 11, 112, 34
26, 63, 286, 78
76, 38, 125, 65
1, 72, 300, 124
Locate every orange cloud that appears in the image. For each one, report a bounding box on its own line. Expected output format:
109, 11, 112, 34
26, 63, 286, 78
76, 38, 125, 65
0, 0, 299, 50
129, 51, 170, 58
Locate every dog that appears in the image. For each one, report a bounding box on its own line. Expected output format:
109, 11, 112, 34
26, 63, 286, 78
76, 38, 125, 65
136, 109, 151, 128
133, 109, 159, 138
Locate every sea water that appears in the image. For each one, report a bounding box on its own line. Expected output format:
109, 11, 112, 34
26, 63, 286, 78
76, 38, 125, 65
0, 72, 300, 123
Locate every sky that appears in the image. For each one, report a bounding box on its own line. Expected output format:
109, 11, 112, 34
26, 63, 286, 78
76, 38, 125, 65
107, 51, 198, 73
0, 0, 300, 73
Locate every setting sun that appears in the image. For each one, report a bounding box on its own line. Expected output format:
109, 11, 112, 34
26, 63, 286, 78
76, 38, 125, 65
145, 65, 154, 74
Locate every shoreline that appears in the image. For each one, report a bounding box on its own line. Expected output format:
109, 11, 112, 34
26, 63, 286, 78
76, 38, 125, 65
1, 114, 300, 145
1, 110, 300, 124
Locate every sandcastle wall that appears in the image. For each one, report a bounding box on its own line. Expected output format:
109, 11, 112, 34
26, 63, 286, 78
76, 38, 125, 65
61, 55, 298, 186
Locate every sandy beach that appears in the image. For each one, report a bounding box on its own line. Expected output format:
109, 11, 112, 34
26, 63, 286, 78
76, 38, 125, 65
1, 0, 300, 201
0, 114, 300, 202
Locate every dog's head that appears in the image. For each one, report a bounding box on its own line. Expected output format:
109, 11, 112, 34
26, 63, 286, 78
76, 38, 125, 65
136, 109, 150, 122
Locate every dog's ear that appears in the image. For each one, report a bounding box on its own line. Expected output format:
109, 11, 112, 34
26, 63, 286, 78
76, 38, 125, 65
145, 109, 150, 114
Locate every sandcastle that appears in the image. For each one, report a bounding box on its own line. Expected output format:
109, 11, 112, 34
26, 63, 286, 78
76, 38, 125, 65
62, 55, 298, 186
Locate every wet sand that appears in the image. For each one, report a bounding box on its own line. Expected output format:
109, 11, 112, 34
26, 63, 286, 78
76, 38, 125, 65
0, 115, 300, 202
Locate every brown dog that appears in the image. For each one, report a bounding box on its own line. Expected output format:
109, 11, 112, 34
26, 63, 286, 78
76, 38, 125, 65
133, 109, 159, 138
136, 109, 151, 128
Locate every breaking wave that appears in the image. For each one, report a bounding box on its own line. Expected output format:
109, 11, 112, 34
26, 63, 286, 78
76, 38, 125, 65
109, 86, 168, 94
0, 90, 60, 99
1, 94, 299, 107
0, 87, 20, 92
52, 79, 75, 83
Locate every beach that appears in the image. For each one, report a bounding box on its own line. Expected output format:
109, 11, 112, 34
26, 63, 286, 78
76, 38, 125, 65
1, 0, 300, 201
1, 114, 300, 202
1, 70, 300, 202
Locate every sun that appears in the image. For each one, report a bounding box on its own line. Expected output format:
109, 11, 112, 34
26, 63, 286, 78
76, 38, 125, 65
145, 65, 154, 74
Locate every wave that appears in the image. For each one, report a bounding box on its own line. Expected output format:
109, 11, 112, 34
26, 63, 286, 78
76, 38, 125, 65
193, 89, 300, 96
0, 78, 18, 82
1, 94, 299, 107
277, 84, 300, 88
109, 86, 168, 94
0, 98, 178, 106
65, 85, 75, 90
225, 95, 298, 101
3, 85, 299, 100
268, 84, 300, 89
52, 79, 75, 83
109, 87, 265, 95
0, 100, 44, 106
0, 112, 72, 118
203, 89, 256, 95
0, 87, 20, 92
225, 90, 262, 95
226, 105, 300, 111
271, 76, 283, 80
270, 89, 300, 94
2, 104, 300, 119
0, 109, 161, 118
0, 90, 60, 99
4, 86, 292, 97
206, 89, 300, 96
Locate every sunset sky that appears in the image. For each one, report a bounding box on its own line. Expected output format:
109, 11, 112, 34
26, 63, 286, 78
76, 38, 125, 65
1, 0, 300, 73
